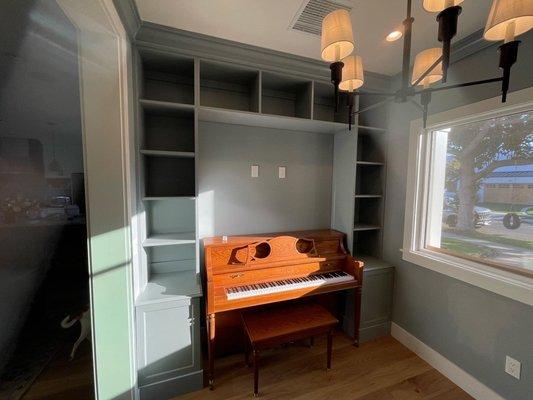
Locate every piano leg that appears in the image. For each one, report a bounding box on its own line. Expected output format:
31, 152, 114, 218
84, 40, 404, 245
326, 330, 333, 370
253, 349, 259, 397
207, 313, 216, 389
353, 286, 362, 347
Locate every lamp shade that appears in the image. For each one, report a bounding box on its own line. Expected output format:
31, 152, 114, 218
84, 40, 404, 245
339, 55, 364, 91
321, 9, 355, 62
412, 48, 443, 86
484, 0, 533, 41
423, 0, 464, 12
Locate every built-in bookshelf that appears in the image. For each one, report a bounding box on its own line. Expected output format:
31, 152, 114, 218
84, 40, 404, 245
352, 93, 388, 259
135, 50, 200, 306
132, 44, 394, 399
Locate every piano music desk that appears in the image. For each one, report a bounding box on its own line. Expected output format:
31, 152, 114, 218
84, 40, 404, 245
242, 303, 338, 396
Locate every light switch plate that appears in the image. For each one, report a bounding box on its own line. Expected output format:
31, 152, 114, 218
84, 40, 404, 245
505, 356, 521, 379
278, 166, 286, 179
251, 165, 259, 178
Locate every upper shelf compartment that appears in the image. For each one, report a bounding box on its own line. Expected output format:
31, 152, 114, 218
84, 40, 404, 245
140, 50, 195, 105
313, 81, 348, 123
200, 60, 260, 113
358, 92, 388, 130
261, 72, 312, 119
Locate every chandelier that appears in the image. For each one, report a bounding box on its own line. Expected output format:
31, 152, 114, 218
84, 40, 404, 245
320, 0, 533, 129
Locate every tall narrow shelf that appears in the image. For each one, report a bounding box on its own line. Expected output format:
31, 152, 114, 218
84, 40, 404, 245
352, 92, 389, 259
134, 49, 202, 395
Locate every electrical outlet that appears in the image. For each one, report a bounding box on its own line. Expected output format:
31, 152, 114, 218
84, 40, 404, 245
278, 166, 286, 179
251, 165, 259, 178
505, 356, 521, 380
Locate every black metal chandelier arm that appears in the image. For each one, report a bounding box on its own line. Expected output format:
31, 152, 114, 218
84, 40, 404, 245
413, 76, 504, 95
352, 91, 396, 97
353, 96, 394, 116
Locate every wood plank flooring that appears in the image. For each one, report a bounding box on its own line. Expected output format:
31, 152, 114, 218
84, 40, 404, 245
22, 340, 94, 400
20, 332, 472, 400
175, 333, 473, 400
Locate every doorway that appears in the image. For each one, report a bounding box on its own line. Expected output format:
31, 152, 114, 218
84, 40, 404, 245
0, 1, 94, 398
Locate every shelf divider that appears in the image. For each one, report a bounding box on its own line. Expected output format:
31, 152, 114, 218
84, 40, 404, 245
141, 149, 195, 158
142, 232, 196, 247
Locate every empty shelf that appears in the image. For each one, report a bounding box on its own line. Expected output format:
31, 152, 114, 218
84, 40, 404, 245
198, 106, 347, 134
140, 149, 195, 158
143, 232, 196, 247
358, 125, 387, 133
136, 270, 202, 305
356, 256, 394, 272
354, 194, 383, 198
353, 224, 382, 231
356, 161, 384, 166
139, 99, 194, 113
142, 196, 196, 201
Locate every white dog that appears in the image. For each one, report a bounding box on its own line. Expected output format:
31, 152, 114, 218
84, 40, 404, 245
61, 309, 91, 359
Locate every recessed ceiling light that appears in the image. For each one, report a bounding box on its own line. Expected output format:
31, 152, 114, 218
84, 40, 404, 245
386, 30, 403, 42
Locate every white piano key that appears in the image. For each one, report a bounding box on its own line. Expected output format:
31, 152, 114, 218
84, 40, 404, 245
225, 271, 354, 300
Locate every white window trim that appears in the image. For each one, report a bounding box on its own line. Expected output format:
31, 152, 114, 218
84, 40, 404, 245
403, 86, 533, 306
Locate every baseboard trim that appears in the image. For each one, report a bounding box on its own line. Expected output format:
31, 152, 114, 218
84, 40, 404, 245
391, 323, 504, 400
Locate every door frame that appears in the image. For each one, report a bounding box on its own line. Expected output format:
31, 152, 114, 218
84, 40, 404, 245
55, 1, 137, 399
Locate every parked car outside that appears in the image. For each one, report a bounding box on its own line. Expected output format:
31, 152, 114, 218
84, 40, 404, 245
442, 205, 492, 228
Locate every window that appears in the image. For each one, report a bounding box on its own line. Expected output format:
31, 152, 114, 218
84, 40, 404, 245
404, 88, 533, 306
426, 111, 532, 274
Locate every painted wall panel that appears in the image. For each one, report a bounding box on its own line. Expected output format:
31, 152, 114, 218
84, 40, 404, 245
197, 121, 333, 237
384, 31, 533, 400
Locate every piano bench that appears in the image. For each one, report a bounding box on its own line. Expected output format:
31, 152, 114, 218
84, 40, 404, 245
241, 302, 338, 397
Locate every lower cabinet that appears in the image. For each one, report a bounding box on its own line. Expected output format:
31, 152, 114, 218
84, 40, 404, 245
343, 258, 394, 342
136, 297, 202, 400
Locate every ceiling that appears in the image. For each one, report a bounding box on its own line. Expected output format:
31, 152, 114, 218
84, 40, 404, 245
134, 0, 494, 76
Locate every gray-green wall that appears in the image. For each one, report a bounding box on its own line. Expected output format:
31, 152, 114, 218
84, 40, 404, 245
197, 121, 333, 237
384, 32, 533, 400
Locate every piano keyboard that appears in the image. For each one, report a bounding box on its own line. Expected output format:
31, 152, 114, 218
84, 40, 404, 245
225, 271, 354, 300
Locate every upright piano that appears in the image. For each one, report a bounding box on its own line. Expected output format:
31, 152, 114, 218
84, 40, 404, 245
203, 229, 364, 388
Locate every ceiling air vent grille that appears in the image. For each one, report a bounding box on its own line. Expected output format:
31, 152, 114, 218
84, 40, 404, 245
290, 0, 353, 36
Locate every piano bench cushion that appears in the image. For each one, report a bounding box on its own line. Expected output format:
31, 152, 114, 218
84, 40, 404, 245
241, 302, 338, 350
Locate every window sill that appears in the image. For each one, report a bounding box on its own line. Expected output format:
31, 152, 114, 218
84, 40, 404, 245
403, 247, 533, 306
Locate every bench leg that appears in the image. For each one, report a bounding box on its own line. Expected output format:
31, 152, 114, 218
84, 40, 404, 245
253, 349, 259, 396
326, 330, 333, 370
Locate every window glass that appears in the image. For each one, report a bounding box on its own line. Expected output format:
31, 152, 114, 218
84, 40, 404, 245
426, 111, 533, 273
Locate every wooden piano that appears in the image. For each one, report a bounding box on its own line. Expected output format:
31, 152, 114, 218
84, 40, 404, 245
203, 229, 364, 389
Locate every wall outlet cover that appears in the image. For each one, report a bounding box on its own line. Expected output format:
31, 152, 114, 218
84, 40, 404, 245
278, 166, 286, 179
505, 355, 521, 380
251, 165, 259, 178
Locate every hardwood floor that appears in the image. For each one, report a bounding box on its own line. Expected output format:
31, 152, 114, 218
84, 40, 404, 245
22, 340, 94, 400
175, 333, 473, 400
19, 332, 472, 400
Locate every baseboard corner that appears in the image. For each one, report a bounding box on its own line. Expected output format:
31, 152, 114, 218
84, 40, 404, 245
391, 322, 505, 400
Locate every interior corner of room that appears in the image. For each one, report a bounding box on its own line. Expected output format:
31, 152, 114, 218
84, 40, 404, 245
1, 1, 532, 400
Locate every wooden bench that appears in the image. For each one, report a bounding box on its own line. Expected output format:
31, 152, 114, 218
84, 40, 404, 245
241, 302, 338, 396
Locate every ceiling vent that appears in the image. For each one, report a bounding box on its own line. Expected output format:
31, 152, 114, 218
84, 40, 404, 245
290, 0, 353, 36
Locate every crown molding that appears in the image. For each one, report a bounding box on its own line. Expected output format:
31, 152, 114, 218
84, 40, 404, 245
134, 21, 391, 90
450, 28, 496, 64
113, 0, 141, 39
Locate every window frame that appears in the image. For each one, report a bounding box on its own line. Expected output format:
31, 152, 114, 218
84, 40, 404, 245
403, 87, 533, 306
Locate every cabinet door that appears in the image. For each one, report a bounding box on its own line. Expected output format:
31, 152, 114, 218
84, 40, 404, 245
136, 298, 200, 387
